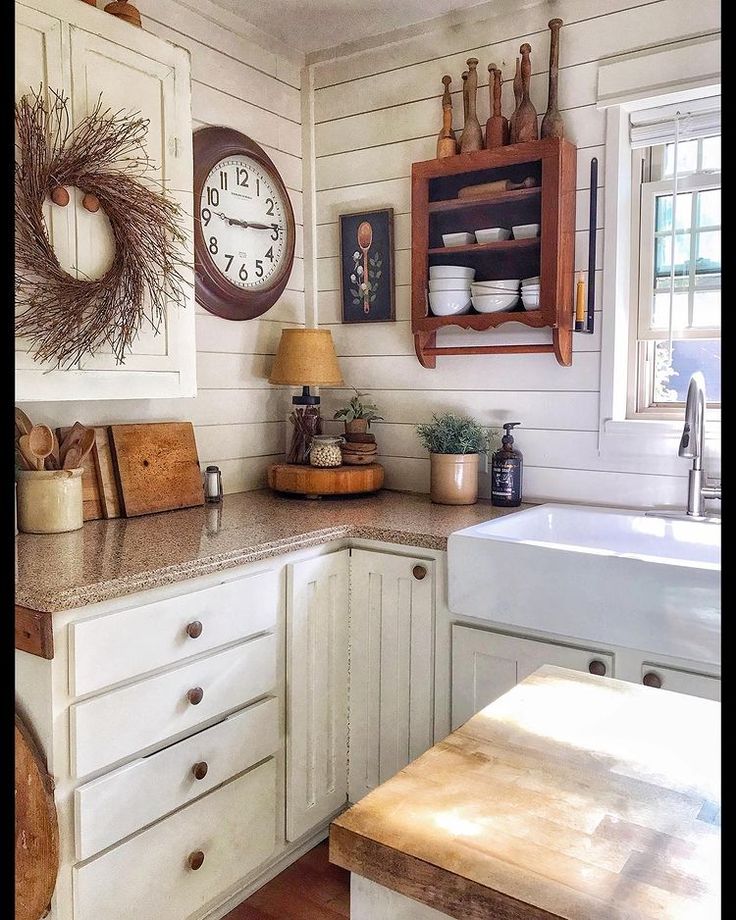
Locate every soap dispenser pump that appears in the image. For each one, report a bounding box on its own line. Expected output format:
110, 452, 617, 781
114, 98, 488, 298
491, 422, 523, 507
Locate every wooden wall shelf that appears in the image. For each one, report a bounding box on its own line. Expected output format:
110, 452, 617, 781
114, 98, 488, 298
411, 138, 577, 368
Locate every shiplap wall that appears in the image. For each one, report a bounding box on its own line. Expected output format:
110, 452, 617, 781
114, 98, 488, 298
312, 0, 720, 507
19, 0, 304, 494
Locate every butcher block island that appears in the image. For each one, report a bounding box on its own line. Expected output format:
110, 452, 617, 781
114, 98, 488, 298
330, 666, 721, 920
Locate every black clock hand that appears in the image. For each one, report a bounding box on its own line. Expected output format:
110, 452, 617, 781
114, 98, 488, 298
214, 212, 282, 231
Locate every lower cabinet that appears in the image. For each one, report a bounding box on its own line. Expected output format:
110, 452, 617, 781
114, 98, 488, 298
451, 625, 614, 730
639, 662, 721, 700
348, 549, 435, 803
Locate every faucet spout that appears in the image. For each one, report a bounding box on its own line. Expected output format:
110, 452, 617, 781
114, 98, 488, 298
678, 371, 705, 468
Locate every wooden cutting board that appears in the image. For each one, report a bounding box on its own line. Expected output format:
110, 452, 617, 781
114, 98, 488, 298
110, 422, 204, 517
56, 426, 122, 521
15, 713, 59, 920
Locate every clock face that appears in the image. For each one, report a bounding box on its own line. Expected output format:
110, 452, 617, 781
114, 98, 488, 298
199, 154, 289, 291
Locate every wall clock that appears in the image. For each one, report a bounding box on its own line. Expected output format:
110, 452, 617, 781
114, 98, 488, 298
193, 126, 296, 320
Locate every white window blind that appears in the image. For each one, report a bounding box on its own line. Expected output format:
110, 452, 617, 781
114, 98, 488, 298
630, 99, 720, 148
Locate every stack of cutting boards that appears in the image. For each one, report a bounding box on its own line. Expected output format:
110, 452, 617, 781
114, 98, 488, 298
341, 431, 378, 466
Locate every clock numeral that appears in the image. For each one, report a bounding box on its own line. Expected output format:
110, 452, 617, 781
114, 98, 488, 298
270, 226, 281, 241
265, 198, 275, 217
206, 187, 219, 207
237, 166, 249, 188
239, 264, 248, 281
265, 247, 274, 262
208, 236, 219, 255
220, 171, 228, 190
255, 259, 264, 278
256, 177, 260, 196
201, 207, 211, 227
224, 254, 234, 273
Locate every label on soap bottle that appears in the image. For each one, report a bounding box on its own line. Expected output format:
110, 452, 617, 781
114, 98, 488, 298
491, 457, 522, 505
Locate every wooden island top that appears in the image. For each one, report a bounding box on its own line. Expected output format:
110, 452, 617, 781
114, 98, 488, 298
330, 666, 720, 920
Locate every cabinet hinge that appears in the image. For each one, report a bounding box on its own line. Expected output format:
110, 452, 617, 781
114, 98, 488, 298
169, 136, 179, 157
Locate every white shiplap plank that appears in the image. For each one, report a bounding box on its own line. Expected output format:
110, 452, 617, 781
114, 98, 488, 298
194, 421, 285, 461
202, 454, 284, 495
196, 352, 275, 390
195, 315, 298, 355
196, 288, 306, 325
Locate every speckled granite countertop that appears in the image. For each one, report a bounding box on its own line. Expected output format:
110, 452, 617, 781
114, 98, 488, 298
15, 489, 528, 612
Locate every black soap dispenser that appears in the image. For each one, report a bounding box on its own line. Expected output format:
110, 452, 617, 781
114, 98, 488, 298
491, 422, 523, 507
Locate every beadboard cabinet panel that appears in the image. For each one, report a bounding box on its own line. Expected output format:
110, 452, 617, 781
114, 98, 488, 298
286, 551, 349, 841
15, 0, 195, 401
348, 549, 435, 804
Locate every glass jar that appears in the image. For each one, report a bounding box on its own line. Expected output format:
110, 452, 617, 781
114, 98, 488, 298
308, 435, 343, 468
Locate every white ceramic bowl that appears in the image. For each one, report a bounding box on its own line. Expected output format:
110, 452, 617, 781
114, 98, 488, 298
471, 278, 520, 291
442, 232, 475, 247
471, 293, 519, 313
521, 283, 540, 292
471, 283, 519, 299
474, 227, 511, 243
428, 279, 472, 292
522, 276, 540, 285
429, 265, 476, 280
512, 223, 540, 239
521, 293, 540, 308
429, 291, 472, 315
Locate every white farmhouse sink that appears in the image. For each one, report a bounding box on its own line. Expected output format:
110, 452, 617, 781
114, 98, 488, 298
448, 504, 721, 666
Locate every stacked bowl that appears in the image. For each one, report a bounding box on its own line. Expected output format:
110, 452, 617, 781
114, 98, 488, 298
428, 265, 475, 315
520, 276, 540, 309
469, 278, 520, 313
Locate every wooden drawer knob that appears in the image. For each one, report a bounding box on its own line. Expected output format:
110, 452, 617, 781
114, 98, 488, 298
192, 761, 209, 780
186, 621, 203, 639
187, 687, 204, 705
588, 659, 607, 677
643, 671, 662, 689
187, 850, 205, 871
412, 565, 427, 580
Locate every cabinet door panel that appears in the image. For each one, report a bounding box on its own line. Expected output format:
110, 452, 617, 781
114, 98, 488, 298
286, 551, 349, 841
640, 663, 720, 701
349, 550, 435, 803
452, 625, 614, 730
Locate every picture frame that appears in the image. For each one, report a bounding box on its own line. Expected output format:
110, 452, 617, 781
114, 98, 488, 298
339, 208, 395, 324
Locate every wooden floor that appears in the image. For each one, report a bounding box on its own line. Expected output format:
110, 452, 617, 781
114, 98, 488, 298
223, 841, 350, 919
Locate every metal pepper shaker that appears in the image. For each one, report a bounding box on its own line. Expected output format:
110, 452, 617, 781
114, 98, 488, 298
204, 465, 223, 503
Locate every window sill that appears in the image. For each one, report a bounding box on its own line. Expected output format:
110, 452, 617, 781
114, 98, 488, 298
599, 417, 721, 460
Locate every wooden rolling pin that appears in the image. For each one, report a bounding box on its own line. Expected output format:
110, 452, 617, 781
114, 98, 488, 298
458, 177, 537, 199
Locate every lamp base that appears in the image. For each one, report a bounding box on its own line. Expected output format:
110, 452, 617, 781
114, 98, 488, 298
287, 405, 322, 464
292, 385, 320, 406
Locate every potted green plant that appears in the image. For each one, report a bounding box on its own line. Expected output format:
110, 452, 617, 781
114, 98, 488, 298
416, 412, 489, 505
333, 387, 383, 435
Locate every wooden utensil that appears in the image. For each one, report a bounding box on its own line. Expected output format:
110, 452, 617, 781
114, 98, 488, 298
457, 177, 537, 199
48, 430, 60, 470
76, 427, 96, 466
17, 436, 40, 472
109, 422, 205, 517
485, 63, 509, 148
514, 43, 539, 143
459, 58, 483, 153
509, 56, 522, 142
357, 221, 373, 314
541, 19, 564, 139
58, 421, 87, 468
15, 407, 33, 443
28, 426, 54, 470
436, 75, 458, 158
57, 426, 103, 520
62, 446, 82, 471
461, 70, 469, 122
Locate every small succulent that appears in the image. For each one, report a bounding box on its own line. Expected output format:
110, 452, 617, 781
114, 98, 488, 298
333, 387, 383, 425
416, 412, 490, 455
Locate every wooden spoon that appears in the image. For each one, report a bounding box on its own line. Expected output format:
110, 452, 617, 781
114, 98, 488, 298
28, 425, 55, 471
18, 435, 42, 472
59, 421, 86, 468
46, 430, 61, 470
357, 221, 373, 314
15, 407, 33, 444
76, 427, 96, 466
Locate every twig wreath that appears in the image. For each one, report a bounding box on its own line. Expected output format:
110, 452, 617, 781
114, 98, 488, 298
15, 87, 189, 368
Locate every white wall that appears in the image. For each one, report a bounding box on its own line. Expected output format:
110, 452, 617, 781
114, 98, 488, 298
309, 0, 721, 507
19, 0, 305, 495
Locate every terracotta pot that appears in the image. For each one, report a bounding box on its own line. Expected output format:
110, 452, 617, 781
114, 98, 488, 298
344, 418, 369, 435
429, 453, 479, 505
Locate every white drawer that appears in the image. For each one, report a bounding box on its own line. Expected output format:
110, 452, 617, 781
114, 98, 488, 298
640, 663, 721, 701
74, 758, 277, 920
75, 696, 280, 860
69, 569, 279, 696
70, 633, 276, 778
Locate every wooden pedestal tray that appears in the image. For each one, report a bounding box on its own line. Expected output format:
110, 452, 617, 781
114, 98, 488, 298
268, 463, 384, 498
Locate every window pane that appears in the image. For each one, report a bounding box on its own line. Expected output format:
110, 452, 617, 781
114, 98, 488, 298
701, 135, 720, 170
652, 291, 688, 329
655, 275, 689, 291
655, 233, 691, 277
654, 339, 720, 403
696, 230, 720, 274
692, 291, 721, 328
663, 140, 697, 176
655, 193, 692, 232
697, 189, 720, 227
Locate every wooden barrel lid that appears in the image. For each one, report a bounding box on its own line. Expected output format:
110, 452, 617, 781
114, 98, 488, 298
15, 714, 59, 920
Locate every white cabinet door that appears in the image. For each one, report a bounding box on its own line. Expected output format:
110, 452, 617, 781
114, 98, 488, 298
15, 0, 195, 401
451, 625, 614, 730
348, 549, 435, 804
639, 663, 721, 701
286, 551, 349, 841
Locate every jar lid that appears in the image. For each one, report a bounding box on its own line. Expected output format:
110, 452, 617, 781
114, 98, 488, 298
311, 435, 343, 444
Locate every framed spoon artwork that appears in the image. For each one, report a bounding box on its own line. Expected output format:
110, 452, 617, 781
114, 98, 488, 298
193, 127, 296, 320
339, 208, 395, 323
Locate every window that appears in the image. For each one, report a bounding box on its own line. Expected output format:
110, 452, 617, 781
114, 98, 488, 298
630, 120, 720, 417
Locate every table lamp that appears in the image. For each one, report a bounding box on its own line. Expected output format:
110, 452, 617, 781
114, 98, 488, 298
269, 328, 344, 464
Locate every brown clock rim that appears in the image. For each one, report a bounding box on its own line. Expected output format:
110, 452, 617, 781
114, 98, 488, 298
193, 126, 296, 321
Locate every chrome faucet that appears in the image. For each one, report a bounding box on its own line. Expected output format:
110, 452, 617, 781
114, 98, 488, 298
678, 372, 721, 517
